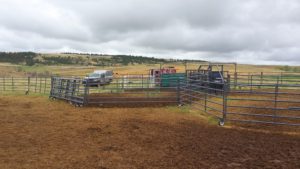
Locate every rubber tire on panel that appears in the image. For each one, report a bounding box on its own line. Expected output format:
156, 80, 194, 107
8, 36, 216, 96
219, 120, 225, 126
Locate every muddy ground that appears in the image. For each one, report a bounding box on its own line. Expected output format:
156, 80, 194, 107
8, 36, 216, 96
0, 96, 299, 169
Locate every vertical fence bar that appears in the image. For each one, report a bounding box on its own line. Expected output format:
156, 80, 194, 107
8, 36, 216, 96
3, 77, 5, 91
147, 75, 150, 89
116, 78, 119, 93
260, 72, 263, 88
250, 75, 253, 92
142, 74, 144, 89
87, 80, 90, 105
227, 74, 231, 92
28, 77, 30, 93
122, 76, 124, 90
0, 78, 1, 92
50, 77, 54, 97
44, 77, 47, 94
176, 79, 180, 104
204, 82, 208, 113
35, 76, 37, 93
78, 79, 81, 97
248, 72, 250, 86
221, 82, 228, 126
234, 72, 237, 89
188, 79, 192, 104
65, 79, 69, 99
273, 77, 279, 122
59, 78, 63, 97
39, 77, 42, 93
12, 77, 14, 92
83, 80, 89, 106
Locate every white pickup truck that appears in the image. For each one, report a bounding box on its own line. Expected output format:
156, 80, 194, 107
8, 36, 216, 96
83, 70, 113, 86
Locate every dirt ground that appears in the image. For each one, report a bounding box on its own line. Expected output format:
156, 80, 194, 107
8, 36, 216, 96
0, 96, 300, 169
88, 90, 178, 107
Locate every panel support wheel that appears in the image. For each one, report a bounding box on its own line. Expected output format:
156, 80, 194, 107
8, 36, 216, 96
219, 120, 225, 126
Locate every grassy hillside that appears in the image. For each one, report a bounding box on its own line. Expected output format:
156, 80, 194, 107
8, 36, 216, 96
0, 52, 204, 66
0, 52, 300, 77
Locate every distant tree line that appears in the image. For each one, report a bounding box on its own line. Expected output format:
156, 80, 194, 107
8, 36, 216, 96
0, 52, 36, 66
279, 65, 300, 72
111, 55, 167, 65
41, 56, 87, 65
0, 52, 205, 66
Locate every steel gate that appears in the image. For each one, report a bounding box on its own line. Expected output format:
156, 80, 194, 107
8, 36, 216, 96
49, 77, 85, 105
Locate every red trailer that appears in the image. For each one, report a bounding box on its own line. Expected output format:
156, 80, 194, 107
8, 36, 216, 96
149, 67, 177, 84
150, 67, 176, 76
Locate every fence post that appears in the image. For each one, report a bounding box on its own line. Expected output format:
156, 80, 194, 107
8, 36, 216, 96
122, 76, 124, 89
142, 74, 144, 89
59, 78, 63, 97
177, 79, 180, 104
12, 77, 14, 92
35, 76, 37, 93
39, 77, 42, 93
260, 72, 263, 88
3, 77, 5, 91
227, 74, 231, 92
27, 77, 30, 93
50, 77, 53, 97
188, 79, 192, 104
148, 75, 150, 89
83, 80, 89, 106
204, 82, 208, 113
44, 77, 47, 94
247, 73, 249, 86
65, 79, 70, 99
220, 82, 228, 126
250, 75, 253, 92
274, 77, 279, 122
234, 72, 237, 89
116, 78, 119, 92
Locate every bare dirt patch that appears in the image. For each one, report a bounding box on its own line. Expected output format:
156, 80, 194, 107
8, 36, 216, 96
88, 90, 178, 107
0, 96, 299, 169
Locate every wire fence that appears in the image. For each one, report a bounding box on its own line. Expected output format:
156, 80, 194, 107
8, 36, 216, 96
0, 76, 51, 94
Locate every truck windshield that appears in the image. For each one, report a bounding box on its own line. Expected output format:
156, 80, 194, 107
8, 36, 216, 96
88, 73, 100, 77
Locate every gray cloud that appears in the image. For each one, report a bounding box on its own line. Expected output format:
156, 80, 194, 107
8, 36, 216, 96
0, 0, 300, 65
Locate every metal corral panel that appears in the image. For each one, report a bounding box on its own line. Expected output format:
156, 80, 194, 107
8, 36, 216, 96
161, 73, 186, 87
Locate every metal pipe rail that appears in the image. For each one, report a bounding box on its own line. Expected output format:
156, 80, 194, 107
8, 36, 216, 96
48, 73, 300, 127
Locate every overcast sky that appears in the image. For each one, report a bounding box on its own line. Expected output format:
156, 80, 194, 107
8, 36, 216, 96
0, 0, 300, 65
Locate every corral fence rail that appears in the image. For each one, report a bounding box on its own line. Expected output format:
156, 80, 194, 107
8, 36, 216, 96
49, 75, 181, 107
1, 72, 300, 127
227, 73, 300, 126
0, 76, 51, 94
181, 71, 300, 126
232, 72, 300, 89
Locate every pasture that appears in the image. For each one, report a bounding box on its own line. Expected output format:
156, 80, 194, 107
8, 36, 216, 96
0, 62, 290, 77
